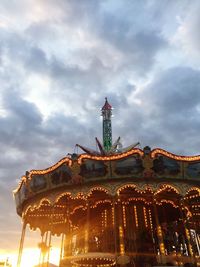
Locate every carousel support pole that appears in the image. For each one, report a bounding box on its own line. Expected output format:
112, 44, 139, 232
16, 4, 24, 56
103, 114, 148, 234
104, 209, 108, 251
46, 205, 54, 267
148, 208, 154, 238
17, 221, 27, 267
117, 198, 130, 267
179, 199, 194, 258
59, 233, 65, 266
118, 199, 125, 256
190, 208, 200, 256
39, 233, 44, 267
153, 201, 166, 264
64, 212, 71, 258
46, 231, 52, 267
133, 205, 138, 254
84, 200, 90, 253
194, 230, 200, 256
112, 198, 118, 254
42, 231, 49, 267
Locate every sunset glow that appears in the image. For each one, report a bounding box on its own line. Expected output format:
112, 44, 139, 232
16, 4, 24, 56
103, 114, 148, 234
0, 248, 60, 267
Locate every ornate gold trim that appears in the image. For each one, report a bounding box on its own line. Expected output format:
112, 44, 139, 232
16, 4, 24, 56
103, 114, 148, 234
28, 157, 72, 179
78, 148, 144, 164
151, 148, 200, 161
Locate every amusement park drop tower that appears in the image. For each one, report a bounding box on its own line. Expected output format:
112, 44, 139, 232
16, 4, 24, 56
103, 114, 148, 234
102, 97, 112, 152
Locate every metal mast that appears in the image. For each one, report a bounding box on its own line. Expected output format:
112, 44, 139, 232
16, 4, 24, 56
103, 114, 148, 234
101, 97, 112, 152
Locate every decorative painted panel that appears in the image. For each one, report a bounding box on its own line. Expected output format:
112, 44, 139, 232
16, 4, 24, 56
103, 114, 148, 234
79, 159, 107, 179
152, 156, 180, 177
50, 164, 72, 185
114, 156, 144, 176
30, 174, 47, 192
186, 161, 200, 179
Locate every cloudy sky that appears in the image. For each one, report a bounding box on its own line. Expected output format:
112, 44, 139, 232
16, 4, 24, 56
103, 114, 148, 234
0, 0, 200, 258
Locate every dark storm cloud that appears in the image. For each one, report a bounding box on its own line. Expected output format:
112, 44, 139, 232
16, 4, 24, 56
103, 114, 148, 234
141, 67, 200, 113
0, 92, 92, 170
0, 86, 101, 184
0, 30, 48, 75
0, 90, 43, 156
98, 16, 167, 73
129, 67, 200, 154
22, 0, 169, 74
0, 29, 111, 100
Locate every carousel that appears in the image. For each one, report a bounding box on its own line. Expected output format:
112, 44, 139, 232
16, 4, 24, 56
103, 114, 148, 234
14, 98, 200, 267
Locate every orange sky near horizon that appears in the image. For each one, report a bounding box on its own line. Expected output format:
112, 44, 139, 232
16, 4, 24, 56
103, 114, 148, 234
0, 228, 61, 267
0, 247, 60, 267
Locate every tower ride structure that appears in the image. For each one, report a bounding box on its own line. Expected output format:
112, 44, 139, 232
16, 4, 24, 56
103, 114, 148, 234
14, 99, 200, 267
102, 97, 112, 152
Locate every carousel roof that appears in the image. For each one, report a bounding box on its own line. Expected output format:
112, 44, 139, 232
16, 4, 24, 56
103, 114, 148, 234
14, 145, 200, 216
13, 99, 200, 217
